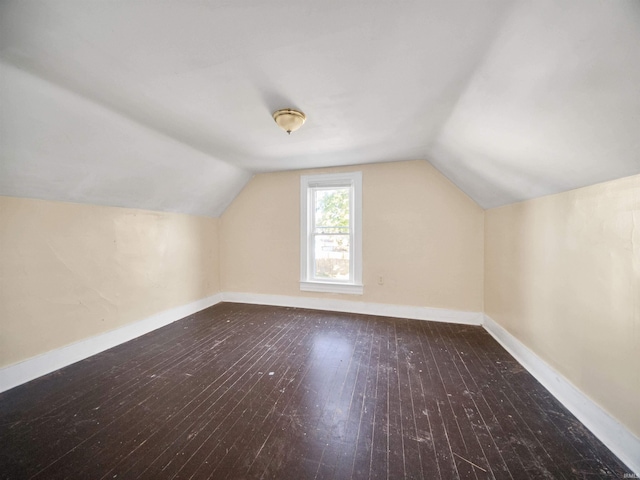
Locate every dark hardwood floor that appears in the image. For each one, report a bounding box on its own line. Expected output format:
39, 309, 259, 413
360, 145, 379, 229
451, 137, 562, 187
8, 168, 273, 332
0, 303, 631, 479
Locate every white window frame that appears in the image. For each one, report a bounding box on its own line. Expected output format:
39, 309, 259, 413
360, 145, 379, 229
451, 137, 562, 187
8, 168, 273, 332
300, 171, 363, 295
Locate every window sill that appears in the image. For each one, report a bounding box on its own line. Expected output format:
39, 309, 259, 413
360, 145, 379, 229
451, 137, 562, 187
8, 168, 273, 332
300, 281, 364, 295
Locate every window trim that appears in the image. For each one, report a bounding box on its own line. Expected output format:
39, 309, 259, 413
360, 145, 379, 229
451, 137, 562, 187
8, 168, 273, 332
300, 171, 363, 295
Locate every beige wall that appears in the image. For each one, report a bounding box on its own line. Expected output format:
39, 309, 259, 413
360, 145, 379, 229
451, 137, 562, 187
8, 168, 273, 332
485, 174, 640, 437
220, 160, 485, 312
0, 196, 220, 368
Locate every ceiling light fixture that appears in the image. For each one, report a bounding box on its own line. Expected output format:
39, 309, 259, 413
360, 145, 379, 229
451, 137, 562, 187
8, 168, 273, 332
272, 108, 306, 135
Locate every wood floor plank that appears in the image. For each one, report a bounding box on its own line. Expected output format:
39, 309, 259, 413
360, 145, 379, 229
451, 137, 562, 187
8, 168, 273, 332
440, 324, 531, 480
428, 323, 506, 479
0, 303, 631, 479
418, 321, 478, 479
399, 319, 443, 480
367, 320, 391, 480
411, 320, 458, 480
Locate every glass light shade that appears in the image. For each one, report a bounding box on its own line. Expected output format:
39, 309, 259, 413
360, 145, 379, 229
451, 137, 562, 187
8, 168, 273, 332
273, 109, 306, 134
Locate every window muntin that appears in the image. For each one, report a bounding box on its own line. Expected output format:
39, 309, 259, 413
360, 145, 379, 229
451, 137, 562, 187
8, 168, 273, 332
300, 172, 362, 294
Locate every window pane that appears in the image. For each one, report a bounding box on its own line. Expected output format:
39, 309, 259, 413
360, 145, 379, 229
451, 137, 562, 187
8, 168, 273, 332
314, 188, 350, 232
312, 187, 350, 281
314, 234, 350, 280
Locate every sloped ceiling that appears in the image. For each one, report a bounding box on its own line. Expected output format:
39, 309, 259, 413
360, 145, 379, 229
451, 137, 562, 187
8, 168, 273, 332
1, 1, 639, 216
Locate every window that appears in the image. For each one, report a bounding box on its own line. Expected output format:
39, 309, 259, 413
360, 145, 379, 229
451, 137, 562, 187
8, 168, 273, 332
300, 171, 363, 294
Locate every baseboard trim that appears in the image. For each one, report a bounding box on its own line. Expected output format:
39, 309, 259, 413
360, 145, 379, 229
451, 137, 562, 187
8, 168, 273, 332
0, 293, 224, 394
482, 314, 640, 475
221, 291, 483, 326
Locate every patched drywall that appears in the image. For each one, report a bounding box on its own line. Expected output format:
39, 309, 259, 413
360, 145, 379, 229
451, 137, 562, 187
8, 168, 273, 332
0, 196, 220, 368
220, 160, 484, 312
485, 174, 640, 437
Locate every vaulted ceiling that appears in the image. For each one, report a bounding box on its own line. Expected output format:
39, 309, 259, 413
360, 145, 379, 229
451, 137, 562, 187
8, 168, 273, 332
1, 1, 639, 217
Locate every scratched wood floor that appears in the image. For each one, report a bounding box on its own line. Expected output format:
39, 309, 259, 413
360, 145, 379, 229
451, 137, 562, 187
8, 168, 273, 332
0, 303, 631, 479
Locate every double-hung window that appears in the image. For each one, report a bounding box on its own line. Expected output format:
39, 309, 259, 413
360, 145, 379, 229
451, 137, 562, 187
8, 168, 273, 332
300, 171, 363, 294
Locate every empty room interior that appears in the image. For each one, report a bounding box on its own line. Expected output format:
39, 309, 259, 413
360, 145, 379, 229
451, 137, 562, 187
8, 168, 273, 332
0, 1, 639, 479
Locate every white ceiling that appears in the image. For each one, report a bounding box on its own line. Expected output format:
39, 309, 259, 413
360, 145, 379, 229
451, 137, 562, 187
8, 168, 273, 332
1, 1, 639, 216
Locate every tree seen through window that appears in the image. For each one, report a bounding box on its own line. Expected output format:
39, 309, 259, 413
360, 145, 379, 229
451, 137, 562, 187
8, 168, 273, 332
313, 188, 350, 279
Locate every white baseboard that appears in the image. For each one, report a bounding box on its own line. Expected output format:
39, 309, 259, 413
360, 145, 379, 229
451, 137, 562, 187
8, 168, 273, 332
482, 314, 640, 476
0, 293, 224, 394
220, 291, 483, 325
